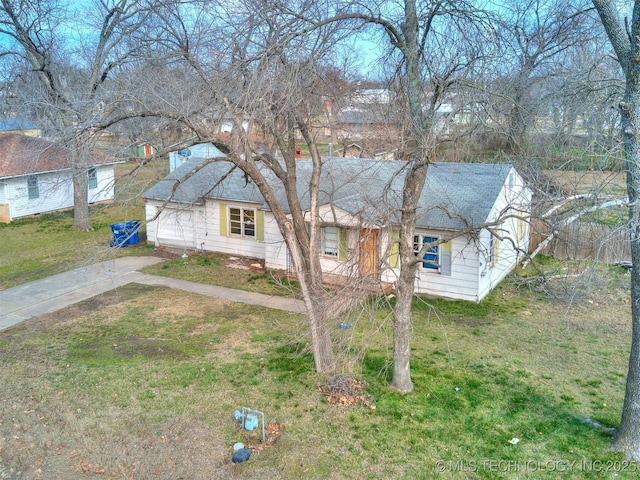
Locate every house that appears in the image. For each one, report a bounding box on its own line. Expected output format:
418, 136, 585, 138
0, 118, 41, 137
168, 142, 226, 172
0, 133, 120, 223
143, 155, 531, 302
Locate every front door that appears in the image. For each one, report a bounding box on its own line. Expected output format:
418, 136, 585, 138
359, 229, 379, 280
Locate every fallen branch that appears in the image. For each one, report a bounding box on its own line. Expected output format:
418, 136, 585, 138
523, 199, 627, 269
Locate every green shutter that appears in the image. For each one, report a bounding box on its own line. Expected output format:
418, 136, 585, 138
338, 228, 349, 261
389, 230, 400, 268
256, 210, 264, 242
440, 240, 452, 276
219, 203, 227, 236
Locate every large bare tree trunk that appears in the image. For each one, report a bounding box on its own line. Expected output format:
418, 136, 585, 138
612, 79, 640, 458
70, 135, 92, 231
72, 167, 91, 231
388, 0, 431, 394
592, 0, 640, 460
283, 225, 336, 373
391, 234, 418, 393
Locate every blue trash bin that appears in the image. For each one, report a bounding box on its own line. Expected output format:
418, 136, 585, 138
124, 220, 140, 245
110, 222, 128, 247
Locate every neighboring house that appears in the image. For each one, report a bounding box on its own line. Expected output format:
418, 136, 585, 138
125, 142, 158, 161
0, 133, 120, 223
143, 156, 531, 302
0, 118, 41, 137
168, 142, 226, 172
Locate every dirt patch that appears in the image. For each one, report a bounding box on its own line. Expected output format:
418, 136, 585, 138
75, 283, 160, 311
0, 285, 285, 480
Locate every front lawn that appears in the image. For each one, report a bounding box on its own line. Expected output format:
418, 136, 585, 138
0, 268, 634, 479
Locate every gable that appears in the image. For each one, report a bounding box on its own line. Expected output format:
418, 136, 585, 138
416, 162, 513, 230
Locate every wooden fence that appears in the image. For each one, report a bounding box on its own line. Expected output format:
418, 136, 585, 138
528, 218, 630, 263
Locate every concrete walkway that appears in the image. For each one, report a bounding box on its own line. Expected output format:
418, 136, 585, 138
0, 256, 306, 330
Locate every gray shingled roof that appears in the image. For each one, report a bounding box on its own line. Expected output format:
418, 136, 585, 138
143, 156, 513, 231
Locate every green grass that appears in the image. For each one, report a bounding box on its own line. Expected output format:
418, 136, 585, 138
0, 158, 168, 290
0, 207, 150, 290
141, 252, 301, 296
0, 280, 633, 479
0, 162, 637, 478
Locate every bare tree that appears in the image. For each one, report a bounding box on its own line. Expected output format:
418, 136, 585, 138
0, 0, 160, 230
298, 1, 495, 393
191, 0, 494, 390
148, 0, 365, 373
155, 0, 494, 390
590, 0, 640, 461
483, 0, 591, 153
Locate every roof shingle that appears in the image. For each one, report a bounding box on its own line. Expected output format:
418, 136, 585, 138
0, 133, 118, 179
143, 156, 514, 231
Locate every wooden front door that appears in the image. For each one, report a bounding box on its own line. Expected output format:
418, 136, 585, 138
359, 229, 379, 280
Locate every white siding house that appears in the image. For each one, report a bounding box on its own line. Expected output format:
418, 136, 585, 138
0, 133, 119, 223
168, 143, 226, 173
143, 156, 532, 302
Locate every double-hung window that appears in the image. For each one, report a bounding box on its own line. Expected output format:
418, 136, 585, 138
229, 207, 255, 237
321, 226, 339, 257
88, 167, 97, 189
27, 175, 39, 199
414, 235, 439, 270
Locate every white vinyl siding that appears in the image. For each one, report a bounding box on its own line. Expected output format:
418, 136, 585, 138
4, 165, 115, 221
156, 207, 195, 248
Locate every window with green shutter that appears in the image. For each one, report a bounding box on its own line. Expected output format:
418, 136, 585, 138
440, 240, 452, 276
490, 234, 500, 266
413, 234, 452, 274
222, 204, 260, 239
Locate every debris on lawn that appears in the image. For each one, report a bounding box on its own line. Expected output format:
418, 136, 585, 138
318, 375, 375, 408
509, 438, 520, 445
241, 422, 284, 451
232, 447, 252, 464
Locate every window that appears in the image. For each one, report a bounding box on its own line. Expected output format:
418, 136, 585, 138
27, 175, 39, 199
229, 207, 255, 237
321, 226, 339, 256
414, 235, 439, 270
88, 167, 97, 189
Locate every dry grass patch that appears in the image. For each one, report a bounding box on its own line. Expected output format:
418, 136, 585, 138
1, 264, 638, 479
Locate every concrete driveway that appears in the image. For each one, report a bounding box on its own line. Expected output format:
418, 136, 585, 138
0, 256, 305, 330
